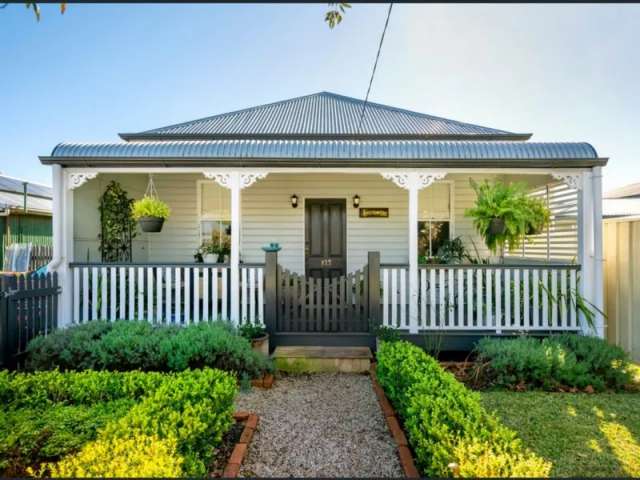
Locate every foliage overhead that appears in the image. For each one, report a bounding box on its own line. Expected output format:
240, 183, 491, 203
99, 181, 136, 262
325, 2, 351, 28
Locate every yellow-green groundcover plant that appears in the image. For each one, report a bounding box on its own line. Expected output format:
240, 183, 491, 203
376, 341, 550, 477
31, 433, 183, 477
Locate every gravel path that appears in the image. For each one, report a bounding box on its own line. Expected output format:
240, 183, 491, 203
235, 373, 403, 478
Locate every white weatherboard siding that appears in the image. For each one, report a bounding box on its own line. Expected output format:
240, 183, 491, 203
73, 174, 149, 262
72, 172, 495, 270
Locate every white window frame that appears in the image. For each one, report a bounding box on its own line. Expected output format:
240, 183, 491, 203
418, 180, 455, 257
196, 180, 232, 245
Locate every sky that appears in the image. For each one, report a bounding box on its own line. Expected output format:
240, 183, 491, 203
1, 3, 639, 192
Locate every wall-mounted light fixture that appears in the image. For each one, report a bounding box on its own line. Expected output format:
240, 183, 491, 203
352, 194, 360, 209
291, 194, 299, 208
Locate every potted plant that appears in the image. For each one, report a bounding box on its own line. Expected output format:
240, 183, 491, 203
131, 195, 171, 233
194, 241, 219, 263
239, 323, 269, 356
465, 179, 531, 258
434, 236, 471, 264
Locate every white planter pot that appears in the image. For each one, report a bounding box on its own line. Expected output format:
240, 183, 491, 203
204, 254, 218, 263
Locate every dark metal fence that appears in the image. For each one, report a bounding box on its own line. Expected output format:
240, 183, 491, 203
0, 272, 59, 368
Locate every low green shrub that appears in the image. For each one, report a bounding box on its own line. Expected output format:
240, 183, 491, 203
0, 369, 166, 408
0, 400, 134, 476
475, 334, 632, 391
26, 320, 272, 378
376, 341, 550, 477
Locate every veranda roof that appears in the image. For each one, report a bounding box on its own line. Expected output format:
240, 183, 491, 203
42, 140, 605, 168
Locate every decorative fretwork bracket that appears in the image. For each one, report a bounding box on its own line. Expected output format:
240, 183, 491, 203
202, 171, 268, 190
67, 172, 98, 190
381, 172, 447, 190
552, 172, 583, 191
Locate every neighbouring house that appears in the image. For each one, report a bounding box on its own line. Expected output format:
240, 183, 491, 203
0, 174, 53, 271
40, 92, 606, 349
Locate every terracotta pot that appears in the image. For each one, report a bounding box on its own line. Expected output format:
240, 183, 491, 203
489, 218, 506, 235
251, 333, 269, 357
138, 216, 164, 233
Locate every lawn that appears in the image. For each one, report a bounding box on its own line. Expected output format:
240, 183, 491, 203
481, 389, 640, 477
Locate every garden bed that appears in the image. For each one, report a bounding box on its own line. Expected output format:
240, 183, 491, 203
209, 412, 260, 478
0, 368, 237, 477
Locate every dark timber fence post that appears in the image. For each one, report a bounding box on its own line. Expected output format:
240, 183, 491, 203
264, 250, 278, 333
368, 251, 380, 330
0, 276, 8, 367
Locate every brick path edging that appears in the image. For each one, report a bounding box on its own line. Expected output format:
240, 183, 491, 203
222, 411, 260, 478
370, 364, 420, 479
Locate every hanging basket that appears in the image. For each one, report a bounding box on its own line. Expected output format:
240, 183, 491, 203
489, 218, 506, 235
132, 175, 170, 233
138, 216, 165, 233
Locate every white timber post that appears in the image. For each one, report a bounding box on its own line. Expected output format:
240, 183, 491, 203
230, 172, 241, 324
553, 170, 599, 335
382, 171, 447, 334
203, 171, 268, 325
573, 171, 595, 335
49, 165, 67, 324
59, 171, 97, 327
408, 183, 419, 333
592, 166, 605, 338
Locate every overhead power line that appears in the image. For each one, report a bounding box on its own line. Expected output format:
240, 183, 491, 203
357, 3, 394, 134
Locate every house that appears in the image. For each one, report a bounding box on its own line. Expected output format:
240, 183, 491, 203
603, 182, 640, 219
0, 174, 53, 270
40, 92, 606, 349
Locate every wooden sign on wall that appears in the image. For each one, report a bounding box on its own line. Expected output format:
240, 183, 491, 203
359, 208, 389, 218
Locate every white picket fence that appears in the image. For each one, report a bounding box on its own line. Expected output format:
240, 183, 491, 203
70, 263, 264, 325
381, 264, 580, 332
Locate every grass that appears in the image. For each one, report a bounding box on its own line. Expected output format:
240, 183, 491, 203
481, 389, 640, 477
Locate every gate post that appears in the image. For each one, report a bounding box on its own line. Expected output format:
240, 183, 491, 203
368, 251, 381, 329
264, 250, 278, 333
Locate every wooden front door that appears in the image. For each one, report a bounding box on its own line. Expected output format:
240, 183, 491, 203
305, 199, 346, 278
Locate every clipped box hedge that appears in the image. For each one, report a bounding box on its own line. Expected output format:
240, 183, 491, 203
1, 368, 237, 477
376, 341, 550, 477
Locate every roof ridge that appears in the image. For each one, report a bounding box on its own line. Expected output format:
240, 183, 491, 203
124, 91, 327, 138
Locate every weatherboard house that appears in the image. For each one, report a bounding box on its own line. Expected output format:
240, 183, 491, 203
41, 92, 606, 348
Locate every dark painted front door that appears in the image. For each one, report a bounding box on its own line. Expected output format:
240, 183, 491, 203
305, 199, 346, 278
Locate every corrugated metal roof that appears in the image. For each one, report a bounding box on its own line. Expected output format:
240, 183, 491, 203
119, 92, 531, 141
0, 191, 52, 213
604, 182, 640, 199
50, 140, 598, 160
0, 174, 52, 199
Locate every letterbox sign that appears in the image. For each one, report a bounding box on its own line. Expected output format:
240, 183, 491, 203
359, 208, 389, 218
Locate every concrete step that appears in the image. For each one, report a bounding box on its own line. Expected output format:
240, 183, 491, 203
272, 346, 373, 374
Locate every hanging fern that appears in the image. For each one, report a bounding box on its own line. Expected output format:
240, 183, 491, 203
99, 181, 137, 262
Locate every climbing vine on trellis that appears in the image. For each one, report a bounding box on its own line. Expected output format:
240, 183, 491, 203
99, 180, 136, 262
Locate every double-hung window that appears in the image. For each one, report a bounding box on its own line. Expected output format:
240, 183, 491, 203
198, 181, 232, 248
418, 182, 452, 259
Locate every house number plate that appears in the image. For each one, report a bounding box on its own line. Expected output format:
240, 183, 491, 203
320, 259, 333, 267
